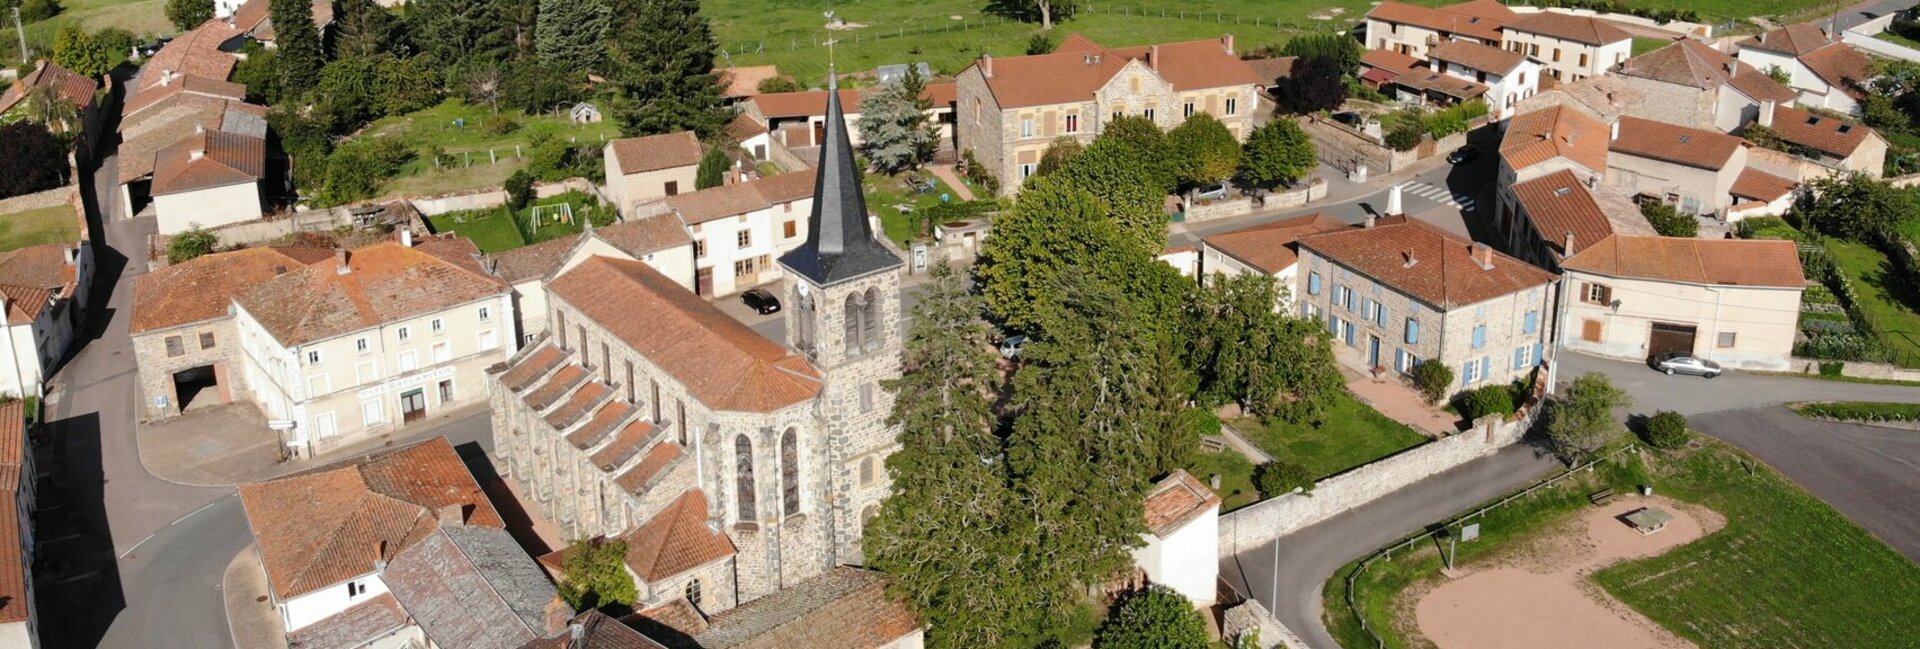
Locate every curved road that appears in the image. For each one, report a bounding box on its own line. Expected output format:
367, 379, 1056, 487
1230, 352, 1920, 649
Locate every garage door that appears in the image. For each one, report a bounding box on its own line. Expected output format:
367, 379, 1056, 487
1647, 322, 1698, 359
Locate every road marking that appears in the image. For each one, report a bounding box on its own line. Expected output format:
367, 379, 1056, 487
118, 533, 155, 559
1405, 181, 1475, 211
120, 495, 230, 559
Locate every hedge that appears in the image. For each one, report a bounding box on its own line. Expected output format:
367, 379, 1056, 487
1793, 401, 1920, 423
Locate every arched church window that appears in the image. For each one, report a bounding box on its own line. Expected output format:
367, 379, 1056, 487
781, 429, 800, 518
861, 287, 882, 352
734, 435, 757, 522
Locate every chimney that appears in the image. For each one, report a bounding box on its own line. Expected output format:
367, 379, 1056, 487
1385, 183, 1404, 217
1471, 242, 1494, 269
1148, 45, 1160, 71
570, 622, 586, 642
1563, 230, 1577, 253
63, 244, 76, 265
1402, 249, 1419, 268
1365, 213, 1377, 228
189, 146, 206, 161
437, 503, 465, 527
400, 228, 413, 248
1221, 34, 1235, 56
1759, 99, 1776, 128
161, 69, 175, 86
335, 249, 351, 275
1726, 62, 1737, 76
981, 54, 993, 78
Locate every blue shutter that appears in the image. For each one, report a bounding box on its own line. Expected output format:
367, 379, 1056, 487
1308, 272, 1322, 295
1481, 356, 1493, 381
1377, 305, 1390, 327
1472, 325, 1486, 349
1534, 343, 1544, 367
1524, 310, 1539, 334
1395, 349, 1406, 372
1514, 346, 1526, 370
1405, 319, 1420, 344
1462, 361, 1475, 385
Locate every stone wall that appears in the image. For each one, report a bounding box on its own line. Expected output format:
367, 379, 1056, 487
1221, 600, 1311, 649
0, 182, 77, 215
1184, 179, 1329, 223
1217, 412, 1533, 556
1303, 116, 1418, 175
1799, 359, 1920, 382
408, 178, 600, 216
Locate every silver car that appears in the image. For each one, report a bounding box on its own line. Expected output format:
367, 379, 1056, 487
1654, 352, 1722, 378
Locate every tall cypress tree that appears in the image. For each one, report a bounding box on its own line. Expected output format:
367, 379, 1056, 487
535, 0, 608, 74
408, 0, 513, 68
269, 0, 324, 92
606, 0, 729, 137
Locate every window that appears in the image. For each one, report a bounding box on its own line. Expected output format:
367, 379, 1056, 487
862, 287, 882, 352
1528, 43, 1539, 56
737, 230, 752, 248
780, 429, 800, 518
1552, 48, 1561, 62
438, 379, 454, 403
1184, 101, 1195, 117
1461, 358, 1481, 384
601, 342, 611, 377
1513, 344, 1532, 370
859, 457, 874, 485
307, 350, 322, 365
625, 360, 636, 403
479, 329, 499, 351
735, 435, 757, 522
1405, 318, 1420, 344
1112, 110, 1124, 122
347, 581, 366, 597
356, 360, 378, 383
1143, 108, 1156, 121
734, 258, 757, 278
1065, 114, 1079, 133
431, 318, 444, 334
361, 400, 383, 428
165, 336, 184, 357
677, 400, 687, 445
695, 239, 708, 259
784, 221, 798, 238
1360, 298, 1375, 323
199, 332, 216, 350
432, 341, 451, 363
1578, 52, 1589, 67
1021, 117, 1034, 138
686, 579, 703, 609
308, 373, 330, 396
478, 306, 491, 322
1307, 272, 1322, 295
397, 327, 411, 342
1581, 319, 1603, 343
357, 337, 370, 353
1717, 332, 1737, 348
1225, 97, 1238, 115
1471, 324, 1487, 349
1583, 283, 1612, 305
399, 350, 419, 372
1523, 310, 1539, 334
664, 181, 679, 196
1018, 163, 1035, 180
1374, 303, 1389, 327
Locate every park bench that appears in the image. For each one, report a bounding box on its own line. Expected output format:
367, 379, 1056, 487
1199, 436, 1227, 453
1589, 488, 1616, 507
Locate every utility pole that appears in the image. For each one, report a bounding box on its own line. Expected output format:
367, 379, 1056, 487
11, 7, 27, 62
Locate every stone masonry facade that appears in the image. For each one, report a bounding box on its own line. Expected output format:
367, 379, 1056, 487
134, 319, 247, 421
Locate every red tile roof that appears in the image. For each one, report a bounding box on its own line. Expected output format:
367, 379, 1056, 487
596, 213, 693, 257
520, 610, 668, 649
664, 170, 816, 225
0, 284, 53, 325
151, 129, 266, 195
117, 94, 268, 181
525, 365, 589, 412
1609, 116, 1746, 170
1731, 167, 1799, 202
548, 257, 821, 413
1617, 39, 1797, 103
235, 241, 509, 346
490, 215, 694, 284
621, 490, 734, 582
589, 419, 657, 472
1297, 217, 1558, 309
1797, 43, 1872, 100
748, 83, 960, 117
1366, 1, 1506, 42
1509, 170, 1654, 256
718, 65, 781, 99
229, 0, 335, 42
1444, 0, 1521, 23
238, 438, 505, 600
131, 246, 335, 334
1428, 40, 1530, 75
1392, 69, 1489, 99
609, 131, 704, 176
1503, 12, 1632, 45
615, 440, 682, 496
0, 401, 22, 624
1738, 23, 1833, 56
969, 35, 1259, 109
725, 112, 769, 142
286, 592, 410, 649
568, 400, 639, 452
1560, 235, 1805, 288
0, 59, 97, 116
1501, 104, 1611, 173
129, 20, 239, 104
1201, 212, 1352, 274
1361, 49, 1421, 75
545, 381, 612, 430
501, 343, 566, 392
1765, 104, 1876, 158
693, 567, 920, 649
1144, 470, 1219, 538
0, 244, 78, 296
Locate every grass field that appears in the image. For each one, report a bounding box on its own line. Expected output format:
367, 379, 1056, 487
1877, 30, 1920, 51
1631, 36, 1672, 56
423, 192, 608, 253
865, 171, 962, 245
362, 99, 620, 197
3, 0, 174, 63
0, 203, 81, 252
1185, 447, 1259, 511
1230, 393, 1428, 480
1826, 239, 1920, 367
1326, 440, 1920, 649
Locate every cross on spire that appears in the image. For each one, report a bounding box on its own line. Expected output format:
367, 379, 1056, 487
776, 63, 902, 287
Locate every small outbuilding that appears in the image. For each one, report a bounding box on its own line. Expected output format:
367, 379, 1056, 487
570, 101, 602, 124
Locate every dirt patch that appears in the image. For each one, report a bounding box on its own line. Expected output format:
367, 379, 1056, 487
1411, 496, 1715, 649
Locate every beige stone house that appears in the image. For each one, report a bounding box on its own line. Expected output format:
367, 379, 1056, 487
665, 170, 817, 297
1746, 103, 1887, 180
1295, 217, 1559, 392
151, 129, 267, 234
604, 131, 704, 214
954, 33, 1262, 193
1560, 236, 1805, 370
1364, 0, 1514, 60
1197, 212, 1351, 308
1494, 104, 1615, 259
1500, 13, 1633, 82
489, 88, 909, 618
488, 214, 695, 345
1506, 168, 1654, 269
1735, 23, 1871, 116
1613, 39, 1799, 133
1605, 116, 1750, 215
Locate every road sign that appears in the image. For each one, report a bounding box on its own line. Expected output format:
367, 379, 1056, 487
1462, 523, 1481, 542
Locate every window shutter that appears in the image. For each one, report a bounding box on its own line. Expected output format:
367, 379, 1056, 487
1524, 310, 1539, 334
1462, 361, 1474, 385
1514, 346, 1526, 370
1582, 319, 1603, 342
1309, 272, 1322, 295
1534, 343, 1544, 366
1481, 356, 1493, 381
1472, 325, 1486, 348
1405, 319, 1420, 344
1598, 285, 1613, 304
1579, 282, 1591, 303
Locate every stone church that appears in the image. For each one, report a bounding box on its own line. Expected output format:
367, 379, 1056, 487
488, 84, 905, 615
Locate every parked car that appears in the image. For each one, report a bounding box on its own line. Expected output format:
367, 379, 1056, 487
1447, 145, 1480, 164
1332, 111, 1365, 127
1652, 352, 1722, 378
998, 334, 1027, 360
741, 288, 781, 315
1194, 183, 1230, 201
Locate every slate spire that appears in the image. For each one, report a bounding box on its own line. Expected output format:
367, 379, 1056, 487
777, 66, 903, 286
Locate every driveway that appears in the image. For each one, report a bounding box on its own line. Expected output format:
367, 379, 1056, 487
1692, 407, 1920, 562
1556, 352, 1920, 415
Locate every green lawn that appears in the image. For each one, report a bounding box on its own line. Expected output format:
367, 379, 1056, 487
1185, 447, 1259, 511
1328, 440, 1920, 649
1826, 239, 1920, 367
1230, 393, 1428, 481
0, 204, 81, 252
4, 0, 174, 64
1631, 36, 1673, 56
358, 99, 621, 198
1878, 30, 1920, 51
425, 209, 524, 253
865, 171, 962, 247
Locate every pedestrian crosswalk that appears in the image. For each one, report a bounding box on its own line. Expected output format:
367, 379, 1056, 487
1404, 181, 1476, 211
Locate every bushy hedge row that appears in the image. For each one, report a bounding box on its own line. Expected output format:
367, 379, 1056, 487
1794, 401, 1920, 422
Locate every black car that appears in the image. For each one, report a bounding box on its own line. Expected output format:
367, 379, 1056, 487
1447, 145, 1480, 164
741, 288, 781, 315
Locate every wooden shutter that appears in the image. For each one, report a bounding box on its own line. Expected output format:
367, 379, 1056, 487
1581, 319, 1603, 342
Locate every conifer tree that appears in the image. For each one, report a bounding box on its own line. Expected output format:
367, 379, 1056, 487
606, 0, 729, 137
535, 0, 609, 74
856, 78, 936, 174
269, 0, 324, 93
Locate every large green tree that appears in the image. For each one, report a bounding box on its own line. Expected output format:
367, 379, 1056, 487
1544, 373, 1630, 462
535, 0, 609, 73
1095, 585, 1209, 649
1279, 32, 1361, 74
865, 262, 1035, 647
695, 145, 728, 189
1167, 112, 1241, 189
269, 0, 324, 94
606, 0, 730, 137
557, 538, 638, 612
1034, 136, 1083, 178
332, 0, 408, 60
0, 121, 67, 199
408, 0, 514, 69
1271, 56, 1348, 115
51, 27, 119, 78
1054, 133, 1173, 254
1240, 119, 1316, 187
1790, 172, 1914, 242
1188, 273, 1342, 420
164, 0, 210, 31
856, 78, 937, 174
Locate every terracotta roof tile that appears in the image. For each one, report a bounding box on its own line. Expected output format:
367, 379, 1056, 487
621, 490, 733, 582
520, 611, 668, 649
665, 170, 816, 225
694, 567, 920, 649
1610, 116, 1745, 169
548, 257, 822, 413
1297, 218, 1558, 309
1144, 470, 1219, 538
235, 241, 509, 346
597, 213, 693, 257
971, 35, 1258, 109
545, 380, 612, 430
238, 438, 504, 600
1104, 38, 1264, 91
589, 419, 657, 472
1518, 75, 1645, 123
286, 593, 410, 649
118, 94, 267, 182
609, 132, 704, 175
126, 73, 248, 117
1503, 12, 1632, 45
0, 244, 79, 296
1797, 44, 1872, 100
1618, 40, 1797, 103
1245, 56, 1297, 83
569, 400, 639, 452
748, 83, 956, 118
718, 65, 781, 99
725, 112, 769, 141
1428, 40, 1529, 74
1561, 235, 1805, 288
229, 0, 334, 42
0, 401, 23, 624
616, 441, 683, 496
1500, 105, 1611, 173
1443, 0, 1521, 23
1201, 212, 1351, 274
1361, 49, 1421, 74
631, 599, 709, 638
1510, 169, 1653, 256
1366, 1, 1506, 42
524, 364, 589, 412
1393, 69, 1488, 99
1731, 167, 1799, 201
1738, 23, 1833, 56
151, 129, 266, 195
0, 59, 96, 116
502, 344, 566, 392
490, 236, 583, 284
129, 20, 239, 104
491, 214, 693, 285
131, 246, 333, 333
1765, 104, 1875, 157
0, 284, 53, 325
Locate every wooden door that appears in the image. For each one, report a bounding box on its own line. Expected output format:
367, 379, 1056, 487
401, 389, 428, 424
1647, 322, 1698, 359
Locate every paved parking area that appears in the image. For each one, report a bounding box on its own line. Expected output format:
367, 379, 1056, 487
136, 401, 493, 487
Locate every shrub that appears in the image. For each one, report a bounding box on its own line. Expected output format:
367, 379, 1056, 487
756, 76, 803, 93
1643, 410, 1690, 449
1384, 123, 1424, 152
1641, 200, 1699, 237
1794, 401, 1920, 422
1181, 407, 1223, 438
1819, 361, 1845, 376
505, 170, 535, 211
1455, 384, 1518, 420
483, 114, 521, 135
1254, 460, 1314, 497
1095, 585, 1209, 649
1411, 361, 1454, 405
166, 227, 220, 264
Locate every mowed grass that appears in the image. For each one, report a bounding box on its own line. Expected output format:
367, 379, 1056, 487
0, 204, 82, 252
864, 171, 960, 246
5, 0, 174, 62
425, 210, 524, 253
1826, 239, 1920, 367
1594, 443, 1920, 648
360, 99, 619, 197
1230, 392, 1428, 480
1632, 36, 1673, 56
1185, 446, 1259, 511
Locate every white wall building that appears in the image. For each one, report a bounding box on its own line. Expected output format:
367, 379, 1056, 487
1133, 470, 1221, 607
1424, 40, 1541, 118
1559, 236, 1806, 370
1500, 13, 1634, 82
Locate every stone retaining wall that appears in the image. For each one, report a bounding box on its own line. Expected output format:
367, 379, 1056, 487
0, 182, 77, 215
407, 178, 599, 216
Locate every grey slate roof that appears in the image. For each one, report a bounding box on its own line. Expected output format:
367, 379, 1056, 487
386, 526, 564, 649
776, 72, 903, 287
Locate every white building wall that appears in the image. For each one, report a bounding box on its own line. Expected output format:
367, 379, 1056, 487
1560, 272, 1803, 370
690, 197, 812, 297
1502, 30, 1631, 81
0, 621, 30, 649
280, 572, 390, 632
1132, 510, 1220, 606
154, 182, 263, 235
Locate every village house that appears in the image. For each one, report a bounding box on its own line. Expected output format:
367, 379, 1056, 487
653, 567, 925, 648
1494, 104, 1617, 260
665, 170, 817, 297
738, 83, 958, 151
0, 242, 90, 399
1133, 470, 1221, 608
603, 131, 705, 215
488, 214, 696, 345
1416, 40, 1541, 118
1360, 49, 1424, 91
717, 65, 782, 104
1606, 116, 1751, 216
0, 59, 100, 135
114, 19, 275, 229
150, 127, 268, 234
1500, 12, 1634, 82
1735, 23, 1872, 116
1295, 216, 1559, 391
1196, 212, 1352, 307
489, 86, 909, 618
0, 401, 39, 649
1746, 102, 1888, 180
219, 0, 336, 49
726, 113, 774, 164
954, 33, 1262, 193
1364, 0, 1515, 60
1559, 236, 1805, 370
1505, 168, 1654, 269
1612, 39, 1799, 133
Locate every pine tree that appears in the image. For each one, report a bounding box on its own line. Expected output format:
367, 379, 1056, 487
408, 0, 514, 68
606, 0, 730, 137
855, 78, 936, 174
269, 0, 324, 94
865, 262, 1036, 647
535, 0, 609, 74
332, 0, 407, 60
695, 146, 728, 189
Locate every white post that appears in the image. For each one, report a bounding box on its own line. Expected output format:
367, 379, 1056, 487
1386, 183, 1404, 217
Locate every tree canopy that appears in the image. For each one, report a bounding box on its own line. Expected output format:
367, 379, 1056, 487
856, 77, 938, 174
1790, 172, 1914, 242
1034, 136, 1083, 178
695, 146, 728, 189
269, 0, 325, 92
1545, 373, 1630, 462
1095, 585, 1209, 649
1188, 273, 1342, 419
557, 538, 638, 613
1270, 56, 1348, 115
1167, 112, 1241, 189
165, 0, 211, 31
0, 121, 67, 199
606, 0, 731, 137
51, 27, 124, 78
535, 0, 610, 74
1279, 32, 1361, 74
1240, 119, 1317, 187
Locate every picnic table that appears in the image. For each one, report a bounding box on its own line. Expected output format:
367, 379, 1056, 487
1625, 507, 1674, 536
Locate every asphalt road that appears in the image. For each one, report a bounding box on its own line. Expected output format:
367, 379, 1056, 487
1556, 352, 1920, 415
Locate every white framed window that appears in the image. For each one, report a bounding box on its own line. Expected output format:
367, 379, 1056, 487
1019, 163, 1035, 180
478, 306, 491, 322
1718, 332, 1737, 348
362, 400, 384, 428
1184, 101, 1195, 117
431, 318, 444, 334
308, 373, 330, 396
1021, 117, 1034, 138
1143, 107, 1156, 121
356, 360, 378, 384
306, 350, 322, 365
1225, 97, 1238, 115
397, 326, 411, 342
479, 329, 499, 351
356, 337, 370, 354
432, 341, 452, 364
1065, 114, 1079, 133
399, 350, 419, 372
